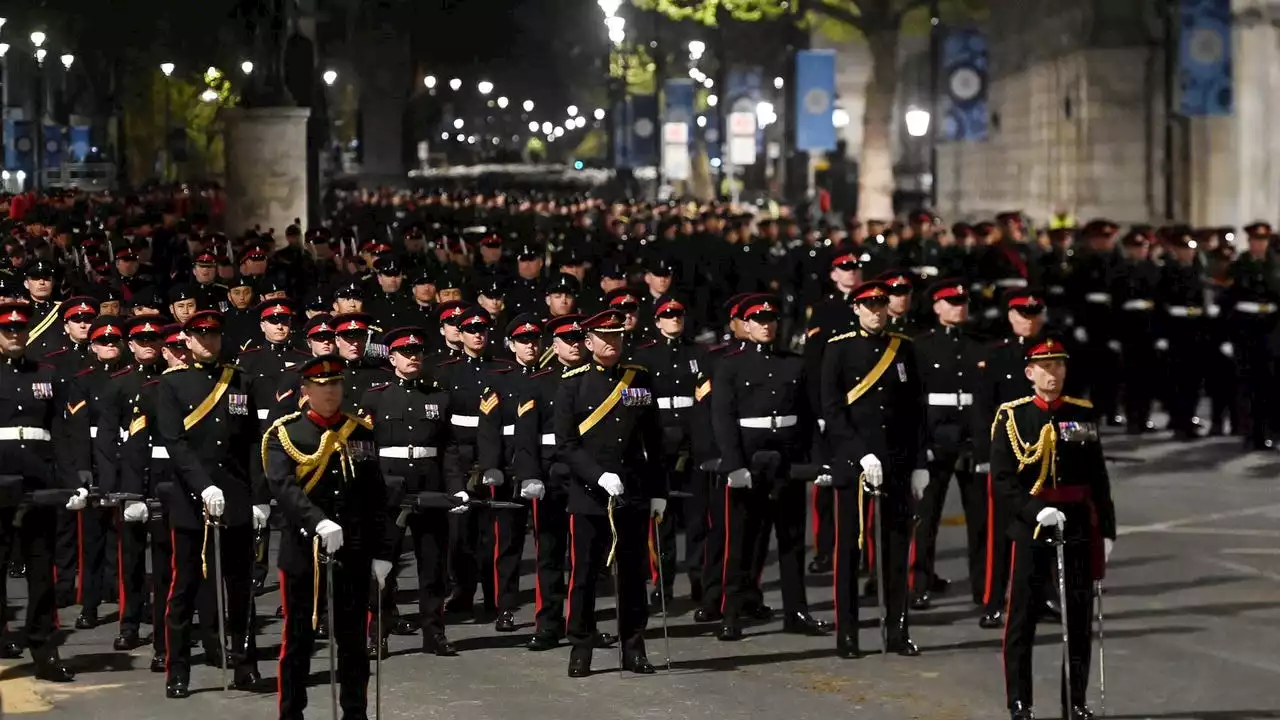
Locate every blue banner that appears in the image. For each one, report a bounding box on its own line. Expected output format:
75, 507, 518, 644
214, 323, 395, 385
628, 94, 659, 168
940, 29, 988, 141
664, 79, 696, 151
1179, 0, 1232, 115
4, 120, 64, 171
794, 50, 837, 152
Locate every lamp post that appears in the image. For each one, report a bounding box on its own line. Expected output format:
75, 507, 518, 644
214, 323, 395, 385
0, 39, 9, 168
31, 31, 46, 191
160, 62, 174, 182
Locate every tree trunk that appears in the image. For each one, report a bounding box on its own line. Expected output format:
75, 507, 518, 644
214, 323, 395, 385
857, 26, 899, 221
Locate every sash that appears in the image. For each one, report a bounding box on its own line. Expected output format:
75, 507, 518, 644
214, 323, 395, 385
28, 302, 62, 343
296, 418, 363, 494
184, 366, 236, 430
845, 336, 902, 405
578, 369, 637, 436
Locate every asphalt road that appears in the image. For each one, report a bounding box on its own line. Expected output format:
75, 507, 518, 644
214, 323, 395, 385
3, 428, 1280, 719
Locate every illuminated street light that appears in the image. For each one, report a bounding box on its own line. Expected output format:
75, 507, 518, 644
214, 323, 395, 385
449, 77, 462, 91
34, 48, 46, 64
424, 75, 437, 89
0, 19, 5, 33
696, 116, 707, 128
553, 126, 564, 138
567, 105, 578, 117
575, 116, 587, 128
160, 62, 175, 77
454, 118, 465, 130
528, 121, 540, 132
605, 16, 626, 45
467, 135, 477, 144
497, 96, 509, 109
60, 53, 74, 70
0, 44, 9, 58
905, 107, 931, 137
833, 107, 851, 129
707, 94, 718, 107
323, 69, 338, 86
598, 0, 623, 17
541, 121, 553, 134
702, 77, 714, 89
200, 88, 218, 103
523, 100, 535, 113
441, 132, 450, 140
594, 108, 606, 120
30, 31, 46, 48
688, 40, 705, 60
756, 101, 777, 127
773, 76, 784, 89
206, 66, 220, 80
456, 134, 465, 142
477, 80, 494, 95
240, 60, 253, 75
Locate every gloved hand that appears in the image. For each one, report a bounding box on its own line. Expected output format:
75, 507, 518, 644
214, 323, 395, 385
1074, 326, 1089, 343
371, 559, 393, 588
1221, 341, 1234, 358
1106, 339, 1122, 353
814, 465, 833, 487
650, 498, 667, 521
77, 470, 93, 488
201, 485, 226, 518
1104, 538, 1115, 564
449, 491, 471, 514
910, 469, 930, 501
596, 472, 624, 497
859, 454, 883, 488
65, 487, 89, 511
315, 519, 343, 554
1035, 506, 1066, 528
123, 501, 150, 523
725, 468, 752, 489
1154, 338, 1169, 352
482, 469, 505, 487
974, 462, 990, 474
926, 448, 935, 462
519, 478, 545, 501
252, 504, 271, 531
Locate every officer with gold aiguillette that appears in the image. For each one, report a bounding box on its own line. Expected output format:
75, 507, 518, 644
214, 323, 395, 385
989, 338, 1116, 720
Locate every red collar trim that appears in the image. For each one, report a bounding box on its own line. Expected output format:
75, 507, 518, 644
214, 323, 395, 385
306, 409, 344, 428
1033, 394, 1064, 411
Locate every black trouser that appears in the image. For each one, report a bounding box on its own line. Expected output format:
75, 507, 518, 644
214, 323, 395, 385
647, 451, 691, 595
1082, 338, 1120, 420
982, 473, 1013, 614
78, 505, 117, 613
0, 506, 58, 653
120, 514, 173, 654
277, 553, 372, 720
1236, 335, 1275, 448
811, 485, 834, 558
448, 502, 493, 609
1121, 337, 1156, 431
1205, 341, 1237, 432
682, 465, 712, 590
531, 493, 569, 636
698, 471, 727, 614
165, 524, 256, 682
481, 486, 527, 613
721, 480, 808, 623
833, 483, 911, 641
1165, 328, 1204, 433
54, 508, 78, 601
1003, 537, 1094, 711
566, 508, 648, 656
911, 452, 985, 602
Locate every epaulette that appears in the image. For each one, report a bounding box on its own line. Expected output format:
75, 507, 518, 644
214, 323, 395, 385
562, 364, 590, 379
261, 412, 305, 467
531, 367, 556, 378
110, 366, 134, 378
163, 364, 189, 375
620, 363, 647, 372
708, 343, 728, 353
888, 331, 913, 342
489, 367, 513, 374
239, 346, 260, 355
142, 379, 161, 388
997, 397, 1034, 413
44, 348, 68, 358
344, 412, 374, 429
437, 357, 462, 367
1062, 396, 1093, 408
723, 348, 746, 358
828, 330, 858, 344
74, 366, 95, 377
368, 383, 390, 392
637, 339, 658, 349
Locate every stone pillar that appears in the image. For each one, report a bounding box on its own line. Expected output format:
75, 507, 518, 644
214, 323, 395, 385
223, 107, 310, 241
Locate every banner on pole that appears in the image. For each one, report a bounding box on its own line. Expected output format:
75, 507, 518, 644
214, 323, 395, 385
939, 29, 989, 141
794, 50, 837, 152
1178, 0, 1232, 116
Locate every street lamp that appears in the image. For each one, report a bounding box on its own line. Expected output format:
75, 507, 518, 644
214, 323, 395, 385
905, 106, 931, 137
323, 69, 337, 86
773, 76, 784, 90
553, 126, 564, 138
756, 101, 777, 127
60, 54, 74, 70
424, 75, 437, 89
0, 43, 8, 58
200, 88, 218, 103
30, 31, 46, 48
541, 121, 553, 134
597, 0, 623, 17
441, 131, 449, 140
449, 77, 462, 91
477, 80, 493, 95
240, 60, 253, 75
528, 121, 539, 132
523, 99, 535, 112
688, 40, 705, 60
593, 108, 605, 120
497, 96, 509, 109
605, 16, 626, 45
160, 62, 175, 77
453, 118, 464, 130
833, 108, 850, 128
702, 77, 714, 89
707, 94, 718, 107
567, 105, 578, 117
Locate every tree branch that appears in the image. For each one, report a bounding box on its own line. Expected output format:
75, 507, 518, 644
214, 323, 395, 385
891, 0, 932, 26
809, 0, 866, 32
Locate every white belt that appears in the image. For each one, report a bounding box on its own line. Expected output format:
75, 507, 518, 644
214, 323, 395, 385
982, 307, 1000, 319
151, 446, 169, 459
1121, 299, 1154, 311
257, 409, 269, 420
1166, 305, 1204, 318
995, 278, 1028, 288
738, 415, 798, 429
927, 392, 974, 407
541, 433, 557, 446
1235, 301, 1277, 314
502, 424, 515, 436
913, 265, 940, 277
451, 415, 480, 428
0, 427, 52, 442
379, 446, 438, 459
89, 427, 99, 439
1207, 304, 1221, 318
1048, 285, 1066, 296
1085, 292, 1112, 304
657, 396, 694, 410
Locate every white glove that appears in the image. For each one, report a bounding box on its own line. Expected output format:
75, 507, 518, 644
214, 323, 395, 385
371, 559, 393, 588
520, 478, 545, 500
974, 462, 990, 474
65, 488, 89, 511
1104, 538, 1115, 564
596, 472, 624, 497
315, 519, 344, 554
482, 469, 505, 487
859, 454, 883, 488
449, 491, 471, 514
1154, 338, 1169, 352
1074, 326, 1089, 343
201, 485, 226, 518
910, 469, 930, 501
1035, 506, 1066, 528
1107, 339, 1122, 353
123, 501, 150, 523
814, 473, 833, 487
650, 498, 667, 521
726, 468, 753, 489
1220, 341, 1234, 358
252, 504, 271, 530
926, 448, 935, 462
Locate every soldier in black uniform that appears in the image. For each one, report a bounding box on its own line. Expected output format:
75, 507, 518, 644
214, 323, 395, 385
878, 270, 922, 336
264, 356, 394, 720
154, 310, 264, 697
366, 256, 415, 329
820, 280, 926, 658
1113, 233, 1161, 433
434, 306, 505, 617
1069, 225, 1121, 425
1224, 222, 1280, 450
505, 242, 547, 320
544, 273, 581, 321
554, 309, 665, 677
192, 250, 227, 310
1156, 234, 1208, 440
910, 281, 986, 609
22, 260, 64, 357
168, 283, 200, 327
0, 302, 77, 681
632, 295, 706, 604
991, 338, 1115, 720
270, 312, 389, 425
711, 295, 828, 642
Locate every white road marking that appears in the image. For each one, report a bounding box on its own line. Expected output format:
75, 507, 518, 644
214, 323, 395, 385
1221, 548, 1280, 555
1125, 527, 1280, 538
1205, 557, 1280, 584
1118, 502, 1280, 536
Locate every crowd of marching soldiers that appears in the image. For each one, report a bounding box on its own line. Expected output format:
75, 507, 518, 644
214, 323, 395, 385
17, 183, 1280, 716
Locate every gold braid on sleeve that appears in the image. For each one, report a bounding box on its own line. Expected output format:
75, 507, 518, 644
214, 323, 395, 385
1001, 409, 1057, 495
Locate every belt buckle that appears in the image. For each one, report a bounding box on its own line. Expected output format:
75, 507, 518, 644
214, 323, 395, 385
18, 427, 29, 441
769, 416, 782, 429
407, 445, 418, 458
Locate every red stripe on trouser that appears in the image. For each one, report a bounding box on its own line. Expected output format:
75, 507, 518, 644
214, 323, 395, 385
117, 516, 126, 629
648, 517, 658, 586
907, 535, 918, 593
866, 499, 875, 573
532, 499, 543, 616
1000, 542, 1018, 702
810, 485, 819, 551
832, 490, 841, 633
277, 570, 288, 717
564, 516, 577, 629
983, 473, 996, 605
719, 486, 731, 614
164, 528, 178, 677
492, 487, 501, 608
76, 512, 84, 605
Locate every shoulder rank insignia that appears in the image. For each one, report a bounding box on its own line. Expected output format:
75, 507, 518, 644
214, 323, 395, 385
1062, 396, 1093, 408
828, 330, 857, 344
479, 389, 499, 415
518, 399, 536, 417
562, 364, 590, 379
67, 400, 87, 415
695, 378, 711, 402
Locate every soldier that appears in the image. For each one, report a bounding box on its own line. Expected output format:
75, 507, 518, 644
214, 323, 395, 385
191, 249, 227, 310
632, 294, 706, 604
991, 338, 1115, 720
554, 309, 665, 677
545, 273, 580, 321
910, 281, 986, 609
711, 295, 828, 642
428, 300, 470, 363
1224, 222, 1280, 451
878, 270, 922, 336
1156, 234, 1208, 440
1069, 223, 1121, 425
1113, 232, 1161, 433
0, 301, 77, 681
820, 280, 927, 658
22, 261, 64, 356
505, 242, 546, 319
38, 295, 97, 374
367, 255, 415, 329
154, 310, 265, 697
264, 355, 394, 720
168, 283, 200, 326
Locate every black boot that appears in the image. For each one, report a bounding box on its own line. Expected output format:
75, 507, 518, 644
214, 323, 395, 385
693, 607, 722, 623
716, 622, 743, 642
0, 640, 22, 659
113, 629, 145, 651
75, 610, 98, 630
886, 634, 920, 657
526, 629, 561, 651
1038, 599, 1062, 624
232, 662, 262, 690
367, 635, 389, 659
782, 611, 831, 636
807, 554, 832, 574
389, 616, 418, 636
979, 610, 1004, 629
33, 646, 75, 682
910, 591, 932, 611
1009, 701, 1034, 720
567, 646, 592, 677
150, 653, 167, 673
836, 633, 861, 659
622, 651, 656, 674
8, 562, 25, 579
422, 632, 457, 657
494, 610, 517, 633
165, 675, 190, 699
1067, 705, 1095, 720
592, 632, 617, 648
